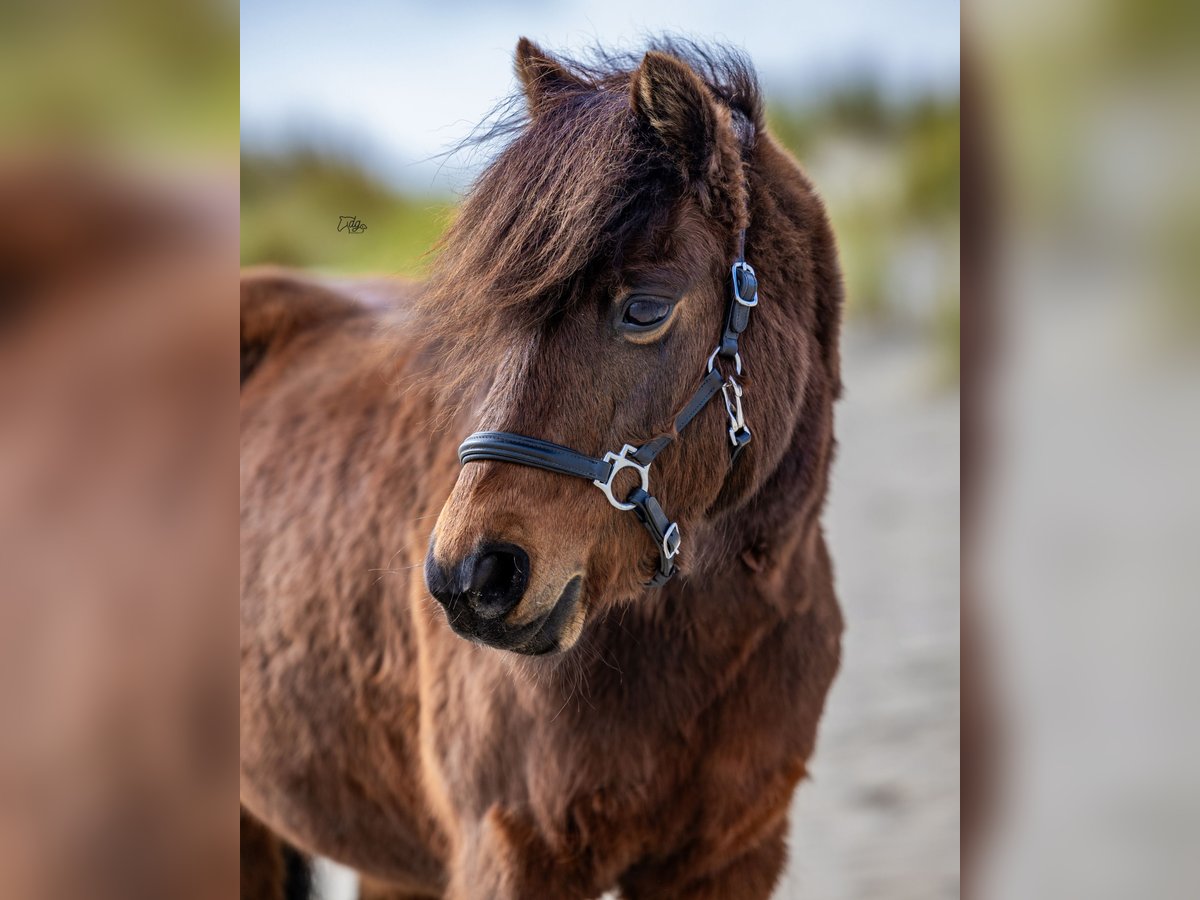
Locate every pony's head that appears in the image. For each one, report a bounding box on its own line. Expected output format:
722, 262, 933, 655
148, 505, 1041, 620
421, 39, 841, 654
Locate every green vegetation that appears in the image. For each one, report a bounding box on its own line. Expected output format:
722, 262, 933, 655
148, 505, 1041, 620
241, 150, 453, 277
0, 0, 238, 157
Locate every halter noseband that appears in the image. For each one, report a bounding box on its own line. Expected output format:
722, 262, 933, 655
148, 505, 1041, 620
458, 115, 759, 588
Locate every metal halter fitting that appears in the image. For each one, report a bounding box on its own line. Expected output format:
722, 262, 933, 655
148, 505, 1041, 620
457, 116, 759, 588
593, 444, 649, 512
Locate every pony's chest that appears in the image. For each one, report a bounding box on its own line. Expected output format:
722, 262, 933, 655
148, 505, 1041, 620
520, 738, 699, 881
519, 716, 796, 892
523, 701, 767, 849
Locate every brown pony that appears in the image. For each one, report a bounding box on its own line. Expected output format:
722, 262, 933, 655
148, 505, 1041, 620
240, 38, 844, 899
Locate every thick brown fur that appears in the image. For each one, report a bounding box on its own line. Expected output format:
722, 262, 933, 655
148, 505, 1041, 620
241, 39, 843, 899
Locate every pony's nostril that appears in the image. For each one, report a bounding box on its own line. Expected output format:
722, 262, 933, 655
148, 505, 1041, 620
464, 543, 529, 619
467, 551, 506, 594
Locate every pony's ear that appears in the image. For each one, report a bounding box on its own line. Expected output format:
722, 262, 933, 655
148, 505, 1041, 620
629, 51, 718, 182
515, 37, 585, 118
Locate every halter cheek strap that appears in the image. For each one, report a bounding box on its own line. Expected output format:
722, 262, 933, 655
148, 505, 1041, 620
456, 234, 759, 588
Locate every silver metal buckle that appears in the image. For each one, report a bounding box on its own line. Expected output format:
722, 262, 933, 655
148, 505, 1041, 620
722, 376, 748, 446
662, 522, 681, 559
731, 261, 758, 307
706, 347, 743, 376
593, 444, 650, 511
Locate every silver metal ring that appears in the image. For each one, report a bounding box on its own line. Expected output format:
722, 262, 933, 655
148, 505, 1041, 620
706, 347, 743, 376
593, 444, 649, 511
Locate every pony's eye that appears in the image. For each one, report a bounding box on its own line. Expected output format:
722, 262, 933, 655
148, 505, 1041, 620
621, 297, 673, 330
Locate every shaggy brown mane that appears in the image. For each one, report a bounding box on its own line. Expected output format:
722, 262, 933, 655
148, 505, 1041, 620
410, 39, 763, 403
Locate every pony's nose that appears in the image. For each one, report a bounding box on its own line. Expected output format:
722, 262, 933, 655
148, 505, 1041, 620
425, 541, 530, 620
462, 543, 530, 619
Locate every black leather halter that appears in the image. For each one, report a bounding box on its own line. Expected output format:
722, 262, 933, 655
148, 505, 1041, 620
458, 119, 759, 588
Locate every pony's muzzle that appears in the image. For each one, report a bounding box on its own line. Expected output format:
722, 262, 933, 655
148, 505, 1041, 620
424, 536, 585, 655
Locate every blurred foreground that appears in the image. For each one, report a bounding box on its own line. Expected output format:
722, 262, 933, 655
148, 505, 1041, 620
0, 160, 239, 900
1, 1, 239, 898
967, 0, 1200, 896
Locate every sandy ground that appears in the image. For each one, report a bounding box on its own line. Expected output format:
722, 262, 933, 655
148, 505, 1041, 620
314, 325, 961, 899
777, 326, 960, 899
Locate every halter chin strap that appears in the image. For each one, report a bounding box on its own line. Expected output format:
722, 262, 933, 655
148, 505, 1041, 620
458, 116, 759, 587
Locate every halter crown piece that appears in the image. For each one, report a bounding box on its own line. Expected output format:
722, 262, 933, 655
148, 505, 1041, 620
458, 111, 759, 587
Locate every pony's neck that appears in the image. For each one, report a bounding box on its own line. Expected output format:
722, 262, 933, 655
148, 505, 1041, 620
703, 375, 835, 592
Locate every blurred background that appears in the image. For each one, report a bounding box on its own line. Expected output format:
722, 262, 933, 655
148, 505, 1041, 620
241, 2, 961, 899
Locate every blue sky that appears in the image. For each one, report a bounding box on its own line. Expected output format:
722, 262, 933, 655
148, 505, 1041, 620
241, 0, 960, 191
